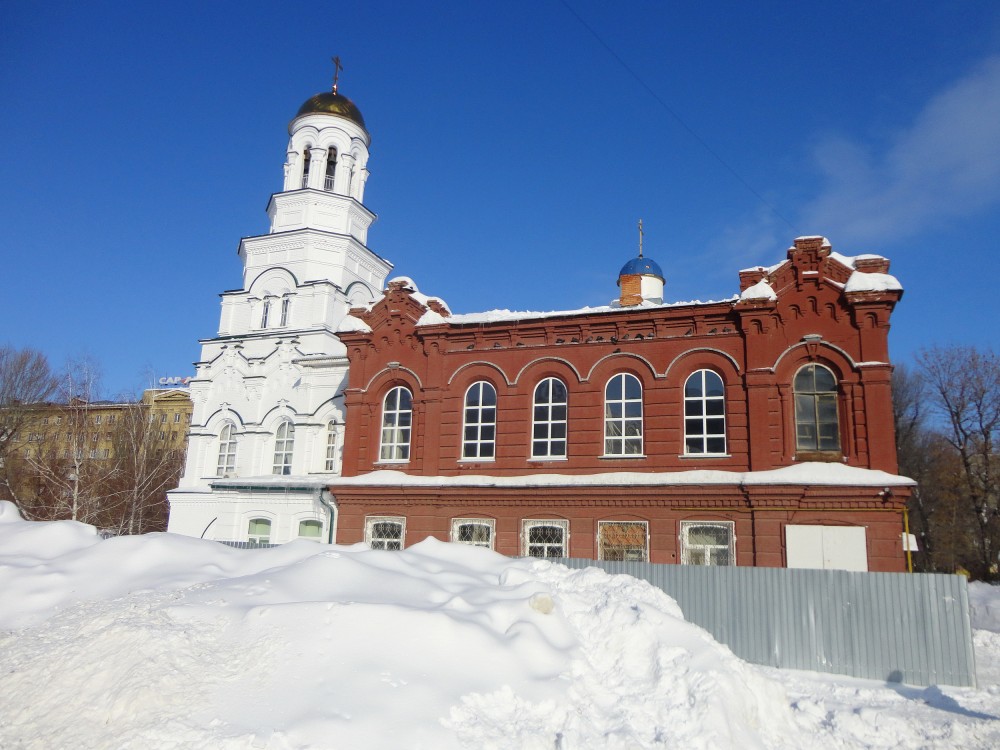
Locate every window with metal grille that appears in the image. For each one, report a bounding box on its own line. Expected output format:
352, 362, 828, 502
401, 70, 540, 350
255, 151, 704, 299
324, 147, 337, 191
793, 364, 840, 452
531, 378, 567, 458
272, 420, 294, 475
597, 520, 648, 561
365, 516, 405, 550
248, 518, 271, 545
684, 370, 727, 455
451, 518, 495, 549
217, 422, 238, 476
604, 373, 643, 455
300, 146, 311, 188
379, 387, 412, 461
680, 521, 734, 566
462, 381, 497, 459
522, 520, 568, 557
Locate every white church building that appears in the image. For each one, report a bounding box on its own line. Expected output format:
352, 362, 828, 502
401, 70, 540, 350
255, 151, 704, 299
166, 83, 391, 544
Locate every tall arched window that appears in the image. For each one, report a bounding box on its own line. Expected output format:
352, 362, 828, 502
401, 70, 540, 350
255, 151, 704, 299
216, 422, 238, 477
300, 147, 311, 188
462, 382, 497, 459
260, 298, 271, 329
324, 420, 339, 471
794, 364, 841, 452
279, 296, 291, 327
684, 370, 727, 455
324, 147, 337, 191
380, 386, 412, 461
272, 420, 295, 475
532, 378, 568, 458
604, 373, 643, 455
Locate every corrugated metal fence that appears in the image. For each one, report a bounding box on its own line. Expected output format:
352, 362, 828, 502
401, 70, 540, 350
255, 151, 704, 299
556, 559, 976, 688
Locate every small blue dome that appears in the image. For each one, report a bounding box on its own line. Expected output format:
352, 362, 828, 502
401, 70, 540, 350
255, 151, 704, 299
619, 256, 664, 280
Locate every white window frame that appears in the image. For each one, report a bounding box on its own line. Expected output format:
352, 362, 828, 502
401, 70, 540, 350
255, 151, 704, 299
365, 516, 405, 550
324, 420, 339, 471
272, 420, 295, 475
793, 364, 841, 453
451, 518, 496, 549
279, 296, 291, 327
522, 519, 569, 558
597, 520, 649, 561
461, 381, 497, 460
683, 370, 727, 456
604, 373, 644, 456
298, 519, 323, 541
531, 377, 568, 459
680, 521, 735, 566
379, 386, 412, 462
248, 518, 272, 545
260, 298, 271, 329
216, 421, 238, 477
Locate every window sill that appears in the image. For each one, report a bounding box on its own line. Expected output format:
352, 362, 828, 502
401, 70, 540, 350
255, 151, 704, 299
375, 460, 410, 466
599, 454, 647, 460
527, 456, 568, 462
678, 454, 732, 459
458, 458, 496, 464
794, 451, 845, 463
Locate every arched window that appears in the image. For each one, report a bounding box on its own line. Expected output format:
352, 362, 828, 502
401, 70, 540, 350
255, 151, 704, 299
380, 387, 412, 461
248, 518, 271, 545
451, 518, 495, 549
300, 147, 311, 188
324, 420, 339, 471
604, 373, 643, 455
366, 516, 405, 550
523, 520, 569, 557
279, 296, 291, 327
260, 298, 271, 329
794, 364, 841, 452
216, 422, 238, 477
684, 370, 727, 455
298, 519, 323, 541
272, 420, 295, 475
324, 147, 337, 191
531, 378, 567, 458
462, 382, 497, 459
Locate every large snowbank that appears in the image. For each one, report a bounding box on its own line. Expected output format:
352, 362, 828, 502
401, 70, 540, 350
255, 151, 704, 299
2, 502, 1000, 749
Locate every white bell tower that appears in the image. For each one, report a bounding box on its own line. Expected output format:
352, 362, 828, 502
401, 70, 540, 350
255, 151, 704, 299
168, 68, 392, 545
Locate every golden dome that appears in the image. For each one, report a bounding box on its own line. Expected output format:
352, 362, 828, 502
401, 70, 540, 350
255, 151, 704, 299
292, 92, 367, 132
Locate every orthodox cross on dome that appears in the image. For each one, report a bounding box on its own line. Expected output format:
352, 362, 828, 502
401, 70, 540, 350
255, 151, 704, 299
638, 218, 644, 259
331, 56, 344, 94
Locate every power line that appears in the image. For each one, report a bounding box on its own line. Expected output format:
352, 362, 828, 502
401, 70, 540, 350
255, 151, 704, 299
558, 0, 796, 232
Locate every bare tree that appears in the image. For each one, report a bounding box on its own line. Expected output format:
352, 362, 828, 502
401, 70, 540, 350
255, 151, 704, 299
103, 402, 184, 535
916, 346, 1000, 580
0, 346, 58, 508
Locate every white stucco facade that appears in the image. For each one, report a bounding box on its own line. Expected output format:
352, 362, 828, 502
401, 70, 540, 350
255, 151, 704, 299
167, 89, 391, 545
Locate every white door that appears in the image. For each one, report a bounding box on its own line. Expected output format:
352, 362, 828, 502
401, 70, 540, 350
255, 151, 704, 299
785, 525, 868, 571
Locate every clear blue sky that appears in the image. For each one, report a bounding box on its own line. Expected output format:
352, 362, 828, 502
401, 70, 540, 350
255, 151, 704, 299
3, 1, 1000, 396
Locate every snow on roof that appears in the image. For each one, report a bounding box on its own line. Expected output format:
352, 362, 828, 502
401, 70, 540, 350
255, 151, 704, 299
337, 315, 372, 333
829, 251, 887, 269
387, 276, 452, 314
329, 463, 914, 489
739, 280, 777, 301
421, 296, 739, 327
844, 271, 903, 293
738, 259, 786, 275
794, 235, 832, 246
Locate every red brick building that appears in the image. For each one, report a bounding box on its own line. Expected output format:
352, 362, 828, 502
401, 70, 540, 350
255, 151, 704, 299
329, 236, 913, 571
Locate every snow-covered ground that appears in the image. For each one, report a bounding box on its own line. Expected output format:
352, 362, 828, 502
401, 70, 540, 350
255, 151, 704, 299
1, 500, 998, 749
